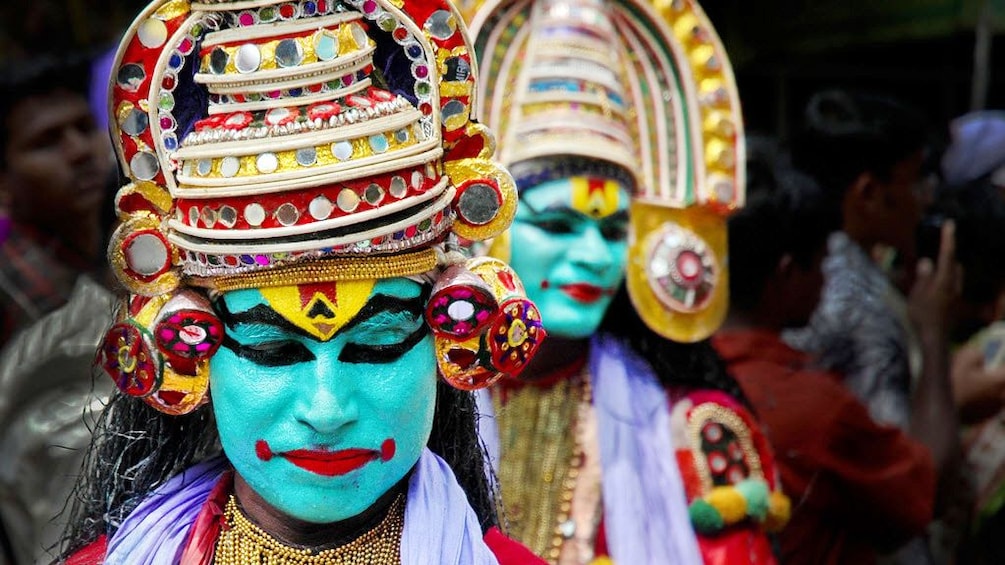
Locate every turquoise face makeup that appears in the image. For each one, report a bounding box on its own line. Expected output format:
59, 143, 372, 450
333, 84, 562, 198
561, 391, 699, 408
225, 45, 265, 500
209, 278, 436, 523
507, 176, 630, 339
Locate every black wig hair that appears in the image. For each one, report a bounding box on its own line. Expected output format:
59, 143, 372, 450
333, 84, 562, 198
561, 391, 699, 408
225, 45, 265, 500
597, 286, 750, 407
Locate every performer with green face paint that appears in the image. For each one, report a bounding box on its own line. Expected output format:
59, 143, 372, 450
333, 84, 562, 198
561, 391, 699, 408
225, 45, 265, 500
467, 0, 790, 563
58, 0, 547, 563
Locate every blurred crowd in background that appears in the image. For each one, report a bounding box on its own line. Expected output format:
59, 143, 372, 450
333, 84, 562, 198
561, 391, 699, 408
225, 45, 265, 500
5, 1, 1005, 564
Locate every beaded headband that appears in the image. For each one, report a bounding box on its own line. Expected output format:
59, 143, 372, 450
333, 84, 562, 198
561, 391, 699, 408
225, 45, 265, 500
100, 0, 544, 415
468, 0, 744, 342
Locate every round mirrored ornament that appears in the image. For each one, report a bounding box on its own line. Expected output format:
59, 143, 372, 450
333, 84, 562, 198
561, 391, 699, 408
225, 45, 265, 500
117, 64, 146, 93
138, 18, 168, 48
235, 44, 262, 74
130, 152, 160, 181
125, 231, 170, 276
121, 107, 149, 136
457, 183, 500, 225
275, 203, 300, 226
275, 39, 304, 68
424, 10, 457, 40
209, 47, 229, 75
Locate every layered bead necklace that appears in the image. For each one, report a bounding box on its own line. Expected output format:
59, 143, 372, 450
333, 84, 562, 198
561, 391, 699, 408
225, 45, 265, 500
494, 367, 600, 563
213, 493, 405, 564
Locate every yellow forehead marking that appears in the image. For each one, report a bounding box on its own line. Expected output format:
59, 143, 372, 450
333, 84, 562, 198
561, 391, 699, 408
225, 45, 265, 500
570, 177, 622, 219
259, 279, 377, 341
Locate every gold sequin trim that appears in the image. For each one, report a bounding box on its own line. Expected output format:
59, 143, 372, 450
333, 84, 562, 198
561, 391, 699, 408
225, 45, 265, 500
494, 370, 592, 563
197, 248, 437, 291
687, 402, 763, 493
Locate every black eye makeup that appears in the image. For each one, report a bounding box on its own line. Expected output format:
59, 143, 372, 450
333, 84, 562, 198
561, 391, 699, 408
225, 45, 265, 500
599, 211, 629, 241
530, 213, 577, 235
215, 288, 430, 367
339, 323, 429, 364
222, 336, 315, 367
337, 293, 429, 365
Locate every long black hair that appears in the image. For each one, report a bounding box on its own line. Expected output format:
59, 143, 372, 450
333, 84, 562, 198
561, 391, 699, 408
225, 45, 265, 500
597, 286, 750, 407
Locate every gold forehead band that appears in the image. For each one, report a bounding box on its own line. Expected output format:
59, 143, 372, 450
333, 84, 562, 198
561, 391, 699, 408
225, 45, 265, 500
194, 247, 438, 292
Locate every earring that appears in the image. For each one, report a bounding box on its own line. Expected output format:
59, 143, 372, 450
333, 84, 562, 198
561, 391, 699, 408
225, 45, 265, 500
98, 290, 223, 415
428, 256, 545, 390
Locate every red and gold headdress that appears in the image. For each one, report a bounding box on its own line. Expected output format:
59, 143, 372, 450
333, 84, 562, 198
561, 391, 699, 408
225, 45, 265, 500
468, 0, 743, 342
100, 0, 543, 415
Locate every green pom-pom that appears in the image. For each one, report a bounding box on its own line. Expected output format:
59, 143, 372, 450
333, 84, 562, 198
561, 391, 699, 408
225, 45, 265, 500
735, 479, 770, 522
689, 499, 724, 533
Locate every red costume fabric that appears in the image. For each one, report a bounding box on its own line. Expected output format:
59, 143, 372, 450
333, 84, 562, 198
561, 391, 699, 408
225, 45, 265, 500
713, 328, 936, 565
666, 388, 781, 565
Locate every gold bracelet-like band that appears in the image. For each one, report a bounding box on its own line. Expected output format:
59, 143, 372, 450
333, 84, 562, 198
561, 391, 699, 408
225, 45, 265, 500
194, 247, 438, 292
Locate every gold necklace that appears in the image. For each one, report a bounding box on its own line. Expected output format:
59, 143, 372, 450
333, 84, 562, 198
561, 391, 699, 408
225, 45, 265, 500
213, 493, 405, 565
494, 370, 592, 563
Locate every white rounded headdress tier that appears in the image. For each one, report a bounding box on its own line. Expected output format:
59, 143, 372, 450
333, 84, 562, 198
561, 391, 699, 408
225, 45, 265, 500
469, 0, 744, 342
99, 0, 545, 416
494, 0, 638, 174
109, 0, 518, 295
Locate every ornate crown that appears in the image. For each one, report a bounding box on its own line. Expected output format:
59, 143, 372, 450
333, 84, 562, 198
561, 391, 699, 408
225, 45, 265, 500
469, 0, 744, 342
100, 0, 544, 415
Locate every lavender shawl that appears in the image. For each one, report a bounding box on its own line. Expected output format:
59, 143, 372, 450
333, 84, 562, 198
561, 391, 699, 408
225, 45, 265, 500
590, 335, 702, 564
105, 449, 498, 564
476, 335, 701, 564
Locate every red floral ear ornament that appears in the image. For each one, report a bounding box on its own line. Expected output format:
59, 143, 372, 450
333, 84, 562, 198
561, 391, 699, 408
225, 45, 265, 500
98, 290, 223, 415
427, 256, 545, 390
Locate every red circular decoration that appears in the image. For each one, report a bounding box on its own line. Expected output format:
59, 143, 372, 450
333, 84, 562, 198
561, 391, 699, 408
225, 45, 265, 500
489, 298, 544, 375
676, 250, 703, 285
703, 422, 723, 443
155, 309, 225, 365
100, 323, 160, 398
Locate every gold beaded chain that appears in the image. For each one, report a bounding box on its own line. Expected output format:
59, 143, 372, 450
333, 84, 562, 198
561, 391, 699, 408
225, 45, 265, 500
213, 494, 405, 565
493, 370, 592, 563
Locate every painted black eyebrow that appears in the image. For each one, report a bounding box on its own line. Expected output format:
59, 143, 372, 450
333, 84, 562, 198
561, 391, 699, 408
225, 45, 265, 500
336, 291, 428, 337
600, 209, 629, 224
217, 300, 313, 339
521, 198, 629, 223
215, 287, 430, 343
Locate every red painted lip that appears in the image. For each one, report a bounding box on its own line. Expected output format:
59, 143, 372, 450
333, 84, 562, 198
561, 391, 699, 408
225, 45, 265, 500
280, 448, 379, 477
560, 283, 609, 304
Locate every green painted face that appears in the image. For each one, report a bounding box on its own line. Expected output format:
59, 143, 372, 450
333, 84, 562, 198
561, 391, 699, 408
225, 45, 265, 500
209, 278, 435, 523
508, 176, 630, 339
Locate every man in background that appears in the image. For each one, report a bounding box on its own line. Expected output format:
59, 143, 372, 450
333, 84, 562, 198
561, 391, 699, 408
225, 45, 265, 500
0, 54, 112, 347
0, 54, 115, 564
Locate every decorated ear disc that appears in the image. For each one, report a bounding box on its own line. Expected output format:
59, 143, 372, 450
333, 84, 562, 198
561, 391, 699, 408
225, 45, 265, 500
444, 124, 519, 243
153, 291, 225, 375
100, 320, 163, 398
429, 257, 544, 390
435, 334, 498, 391
97, 290, 221, 415
426, 263, 498, 339
627, 203, 729, 343
143, 362, 211, 416
107, 212, 181, 297
487, 297, 542, 376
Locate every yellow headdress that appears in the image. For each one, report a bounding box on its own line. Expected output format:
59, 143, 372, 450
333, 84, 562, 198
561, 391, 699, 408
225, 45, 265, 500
469, 0, 743, 342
